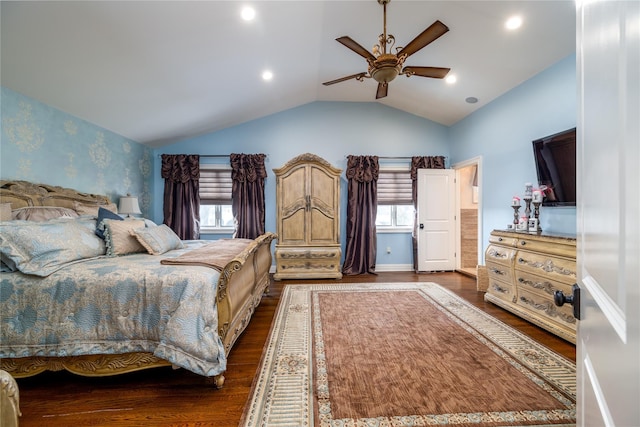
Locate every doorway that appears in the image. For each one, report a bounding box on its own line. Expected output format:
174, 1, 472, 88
453, 157, 482, 277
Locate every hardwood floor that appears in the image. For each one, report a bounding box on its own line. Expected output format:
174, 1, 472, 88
13, 272, 576, 427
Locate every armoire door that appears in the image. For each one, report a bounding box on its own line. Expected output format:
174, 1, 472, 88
308, 164, 339, 245
278, 166, 307, 245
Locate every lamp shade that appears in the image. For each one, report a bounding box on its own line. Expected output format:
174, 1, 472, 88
118, 194, 141, 217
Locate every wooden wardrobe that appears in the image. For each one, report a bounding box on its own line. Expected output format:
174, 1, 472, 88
273, 153, 342, 280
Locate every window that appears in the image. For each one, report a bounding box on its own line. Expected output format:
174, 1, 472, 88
199, 165, 234, 232
376, 169, 414, 231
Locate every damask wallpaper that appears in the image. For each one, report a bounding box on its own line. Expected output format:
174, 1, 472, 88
1, 87, 152, 217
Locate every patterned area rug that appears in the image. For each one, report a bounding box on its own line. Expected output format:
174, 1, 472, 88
240, 283, 576, 427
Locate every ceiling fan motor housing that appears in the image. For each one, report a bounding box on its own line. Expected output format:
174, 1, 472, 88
369, 53, 404, 83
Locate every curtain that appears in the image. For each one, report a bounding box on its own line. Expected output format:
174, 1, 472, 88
411, 155, 446, 272
230, 153, 267, 239
342, 155, 379, 275
161, 154, 200, 240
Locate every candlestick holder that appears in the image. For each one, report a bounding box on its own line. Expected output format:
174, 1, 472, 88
524, 197, 532, 226
533, 201, 542, 233
512, 205, 520, 227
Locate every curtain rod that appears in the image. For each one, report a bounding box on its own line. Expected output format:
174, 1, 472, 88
346, 156, 448, 160
157, 154, 267, 159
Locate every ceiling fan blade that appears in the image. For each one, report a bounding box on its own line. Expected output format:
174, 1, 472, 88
336, 36, 376, 61
322, 72, 367, 86
398, 20, 449, 58
403, 66, 451, 79
376, 83, 388, 99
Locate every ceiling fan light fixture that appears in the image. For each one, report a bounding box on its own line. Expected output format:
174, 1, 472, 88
323, 0, 450, 99
369, 54, 403, 83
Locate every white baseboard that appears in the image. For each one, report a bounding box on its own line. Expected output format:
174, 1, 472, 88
269, 264, 414, 274
374, 264, 414, 272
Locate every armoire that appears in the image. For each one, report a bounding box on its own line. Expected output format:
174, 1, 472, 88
273, 153, 342, 280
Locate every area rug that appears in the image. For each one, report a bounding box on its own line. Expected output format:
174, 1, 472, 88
240, 283, 576, 427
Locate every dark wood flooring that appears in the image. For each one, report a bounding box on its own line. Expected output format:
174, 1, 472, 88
13, 272, 576, 427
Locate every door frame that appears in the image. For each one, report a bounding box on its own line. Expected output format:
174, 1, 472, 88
452, 156, 483, 270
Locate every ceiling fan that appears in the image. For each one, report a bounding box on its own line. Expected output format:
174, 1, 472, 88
323, 0, 451, 99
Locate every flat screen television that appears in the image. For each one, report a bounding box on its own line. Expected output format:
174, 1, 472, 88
532, 127, 576, 207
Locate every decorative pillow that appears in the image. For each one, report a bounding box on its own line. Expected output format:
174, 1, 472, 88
11, 206, 79, 222
73, 201, 118, 217
0, 218, 106, 276
95, 207, 123, 239
103, 219, 146, 256
131, 224, 184, 255
143, 218, 158, 228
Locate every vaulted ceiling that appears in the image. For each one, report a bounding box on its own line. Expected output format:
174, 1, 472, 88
1, 1, 576, 147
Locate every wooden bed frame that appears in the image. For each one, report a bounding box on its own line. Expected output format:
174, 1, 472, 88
0, 180, 276, 388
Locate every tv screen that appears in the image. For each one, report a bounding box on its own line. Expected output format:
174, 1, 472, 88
532, 127, 576, 207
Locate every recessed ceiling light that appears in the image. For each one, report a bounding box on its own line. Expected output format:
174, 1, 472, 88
241, 6, 256, 21
262, 70, 273, 81
505, 15, 523, 30
445, 75, 457, 84
465, 97, 479, 104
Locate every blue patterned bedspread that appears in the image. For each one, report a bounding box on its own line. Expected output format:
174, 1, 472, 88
0, 241, 227, 377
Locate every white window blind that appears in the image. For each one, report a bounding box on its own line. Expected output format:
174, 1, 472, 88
199, 166, 232, 204
377, 170, 413, 205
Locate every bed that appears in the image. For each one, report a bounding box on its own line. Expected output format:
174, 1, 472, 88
0, 180, 276, 390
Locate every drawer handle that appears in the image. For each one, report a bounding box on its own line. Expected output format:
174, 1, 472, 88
498, 237, 503, 242
520, 240, 526, 246
490, 267, 505, 276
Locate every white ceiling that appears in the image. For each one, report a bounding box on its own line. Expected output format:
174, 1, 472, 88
1, 1, 576, 148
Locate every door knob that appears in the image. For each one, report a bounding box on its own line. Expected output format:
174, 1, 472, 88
553, 284, 581, 320
419, 223, 424, 229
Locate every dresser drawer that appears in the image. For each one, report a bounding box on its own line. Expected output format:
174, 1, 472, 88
485, 244, 516, 267
489, 234, 518, 247
515, 236, 575, 259
515, 270, 574, 299
514, 250, 576, 285
486, 262, 513, 283
486, 278, 517, 305
517, 287, 577, 331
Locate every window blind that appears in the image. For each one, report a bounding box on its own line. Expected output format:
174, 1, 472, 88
377, 170, 413, 205
199, 166, 232, 204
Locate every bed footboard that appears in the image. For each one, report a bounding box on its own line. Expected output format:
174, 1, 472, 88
1, 369, 20, 427
216, 232, 276, 355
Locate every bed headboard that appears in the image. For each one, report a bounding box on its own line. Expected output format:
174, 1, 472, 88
0, 180, 112, 210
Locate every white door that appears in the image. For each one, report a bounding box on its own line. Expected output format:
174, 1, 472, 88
576, 1, 639, 425
416, 169, 456, 271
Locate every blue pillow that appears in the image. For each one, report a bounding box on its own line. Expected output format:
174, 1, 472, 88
0, 218, 106, 276
95, 207, 123, 239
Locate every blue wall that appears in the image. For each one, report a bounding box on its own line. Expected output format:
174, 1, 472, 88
154, 101, 450, 268
0, 88, 153, 216
450, 54, 577, 253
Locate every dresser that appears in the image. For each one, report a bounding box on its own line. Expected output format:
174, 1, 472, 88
273, 153, 342, 280
484, 229, 577, 343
